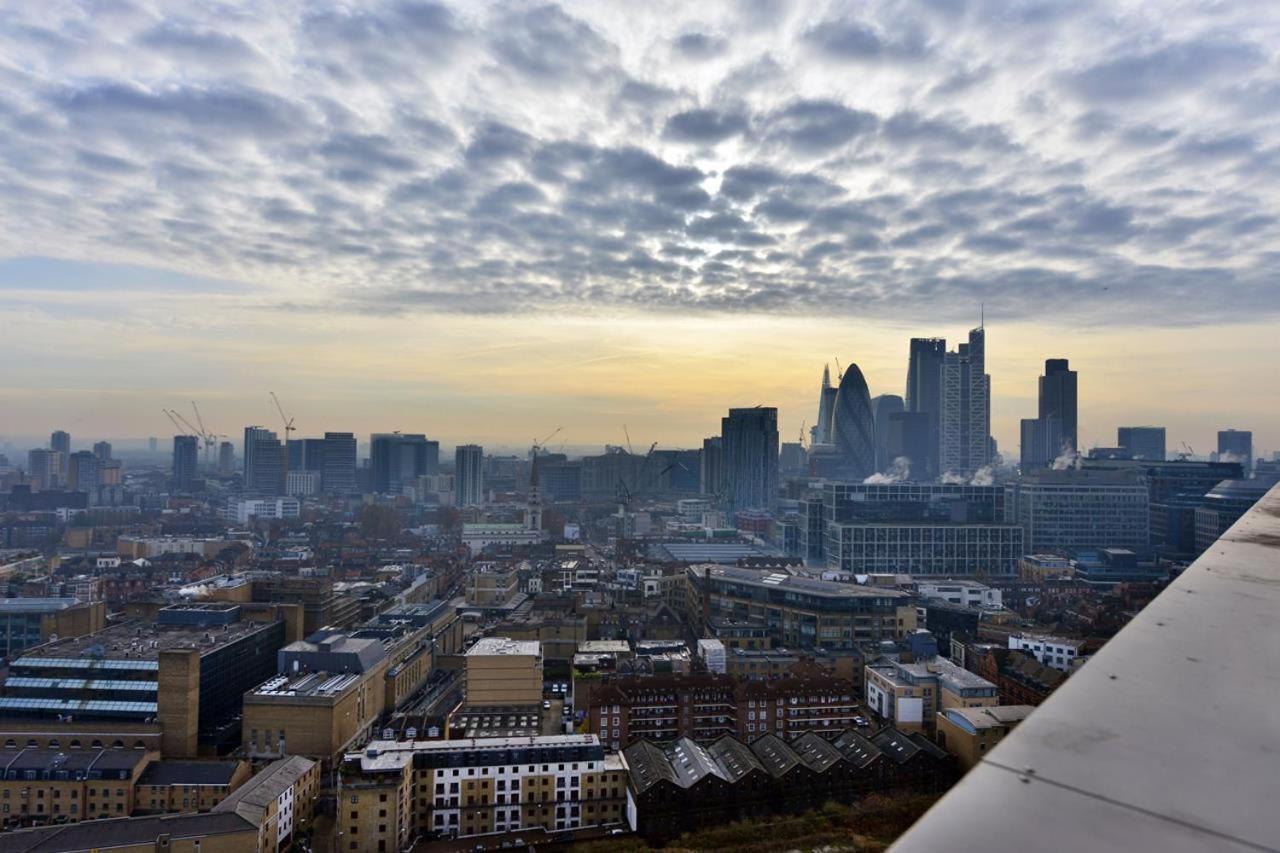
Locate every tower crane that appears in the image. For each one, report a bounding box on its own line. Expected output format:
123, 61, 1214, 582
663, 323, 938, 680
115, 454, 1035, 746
162, 409, 189, 435
530, 426, 562, 458
270, 392, 297, 483
834, 356, 843, 381
190, 401, 217, 467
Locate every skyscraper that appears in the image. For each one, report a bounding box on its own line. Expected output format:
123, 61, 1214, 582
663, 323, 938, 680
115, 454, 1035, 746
321, 432, 357, 494
50, 431, 70, 457
1039, 358, 1078, 453
371, 433, 437, 495
172, 435, 199, 492
1020, 417, 1062, 471
939, 327, 992, 477
905, 338, 946, 478
700, 437, 724, 497
1117, 426, 1166, 462
67, 450, 99, 494
871, 394, 905, 473
455, 444, 485, 506
92, 441, 112, 462
721, 407, 779, 511
218, 440, 235, 474
243, 426, 284, 496
813, 364, 839, 445
886, 411, 932, 477
25, 449, 56, 491
832, 364, 876, 480
1217, 429, 1253, 474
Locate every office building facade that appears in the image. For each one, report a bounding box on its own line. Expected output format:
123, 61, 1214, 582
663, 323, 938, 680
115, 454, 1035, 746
939, 327, 992, 477
1117, 426, 1166, 462
721, 408, 779, 511
172, 435, 199, 492
831, 364, 876, 480
455, 444, 485, 506
1217, 429, 1253, 474
243, 427, 284, 496
371, 433, 438, 495
1038, 358, 1078, 454
1004, 470, 1150, 553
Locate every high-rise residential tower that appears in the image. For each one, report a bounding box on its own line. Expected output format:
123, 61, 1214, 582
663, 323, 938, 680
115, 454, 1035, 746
321, 432, 357, 494
700, 437, 724, 496
832, 365, 876, 480
1039, 358, 1078, 454
67, 451, 99, 494
243, 427, 284, 496
26, 449, 57, 491
1117, 426, 1166, 462
50, 431, 70, 457
92, 441, 112, 462
455, 444, 485, 506
939, 327, 992, 477
721, 407, 779, 511
218, 440, 235, 474
172, 435, 199, 492
905, 338, 946, 478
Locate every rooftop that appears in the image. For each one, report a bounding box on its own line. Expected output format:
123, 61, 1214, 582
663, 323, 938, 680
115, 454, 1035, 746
0, 812, 254, 853
214, 756, 315, 825
941, 705, 1036, 733
467, 637, 541, 657
12, 617, 277, 665
248, 671, 364, 700
690, 564, 910, 600
137, 759, 243, 787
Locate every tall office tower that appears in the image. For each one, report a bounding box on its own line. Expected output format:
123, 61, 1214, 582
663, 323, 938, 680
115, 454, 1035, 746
813, 364, 839, 445
779, 442, 807, 475
1039, 358, 1078, 453
871, 394, 905, 473
886, 411, 932, 476
371, 433, 437, 495
243, 426, 285, 496
92, 441, 112, 463
148, 437, 158, 454
172, 435, 199, 491
26, 449, 56, 491
700, 437, 724, 496
218, 440, 235, 474
1020, 417, 1063, 471
455, 444, 485, 506
832, 364, 876, 480
939, 327, 992, 477
287, 438, 327, 473
721, 407, 779, 511
905, 338, 946, 478
1117, 426, 1166, 462
67, 451, 99, 493
321, 432, 357, 494
1217, 429, 1253, 474
50, 431, 70, 457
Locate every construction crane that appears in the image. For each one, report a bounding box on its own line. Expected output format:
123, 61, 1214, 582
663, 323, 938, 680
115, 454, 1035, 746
162, 409, 190, 436
530, 426, 562, 458
833, 356, 843, 381
622, 425, 634, 455
190, 401, 217, 467
168, 409, 203, 437
270, 392, 297, 483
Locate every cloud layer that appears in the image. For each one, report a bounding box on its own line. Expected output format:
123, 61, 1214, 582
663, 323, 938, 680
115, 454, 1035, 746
2, 0, 1279, 324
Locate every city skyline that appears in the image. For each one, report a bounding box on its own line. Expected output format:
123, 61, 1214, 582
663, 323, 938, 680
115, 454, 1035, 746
2, 1, 1279, 458
1, 315, 1275, 461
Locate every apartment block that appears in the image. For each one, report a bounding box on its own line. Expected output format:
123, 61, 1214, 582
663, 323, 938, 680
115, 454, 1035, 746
934, 705, 1034, 770
864, 656, 998, 734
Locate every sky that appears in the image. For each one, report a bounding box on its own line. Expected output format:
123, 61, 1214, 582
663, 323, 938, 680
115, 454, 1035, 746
1, 0, 1278, 457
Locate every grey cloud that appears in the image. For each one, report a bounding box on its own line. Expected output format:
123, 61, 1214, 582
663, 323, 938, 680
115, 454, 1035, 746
803, 18, 929, 61
1067, 37, 1266, 102
672, 32, 727, 60
135, 22, 263, 66
663, 108, 749, 143
53, 82, 308, 140
764, 99, 878, 153
490, 4, 616, 81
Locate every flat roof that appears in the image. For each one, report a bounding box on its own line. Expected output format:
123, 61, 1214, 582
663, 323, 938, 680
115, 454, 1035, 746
942, 705, 1036, 731
691, 564, 910, 600
249, 671, 363, 699
466, 637, 540, 657
12, 617, 277, 665
137, 760, 243, 787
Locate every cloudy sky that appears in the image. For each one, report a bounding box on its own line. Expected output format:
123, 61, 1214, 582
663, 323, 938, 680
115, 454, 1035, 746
1, 0, 1278, 456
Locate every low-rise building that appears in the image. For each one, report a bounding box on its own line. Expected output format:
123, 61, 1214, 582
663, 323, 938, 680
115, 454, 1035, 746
338, 735, 628, 846
0, 747, 154, 823
0, 598, 107, 659
464, 638, 543, 708
624, 728, 955, 842
212, 755, 320, 853
864, 656, 998, 734
934, 705, 1034, 770
134, 759, 251, 814
915, 580, 1001, 609
1007, 634, 1085, 672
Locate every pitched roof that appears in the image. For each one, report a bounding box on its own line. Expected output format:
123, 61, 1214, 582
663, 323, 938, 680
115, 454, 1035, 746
213, 755, 314, 823
0, 813, 254, 853
137, 759, 243, 787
